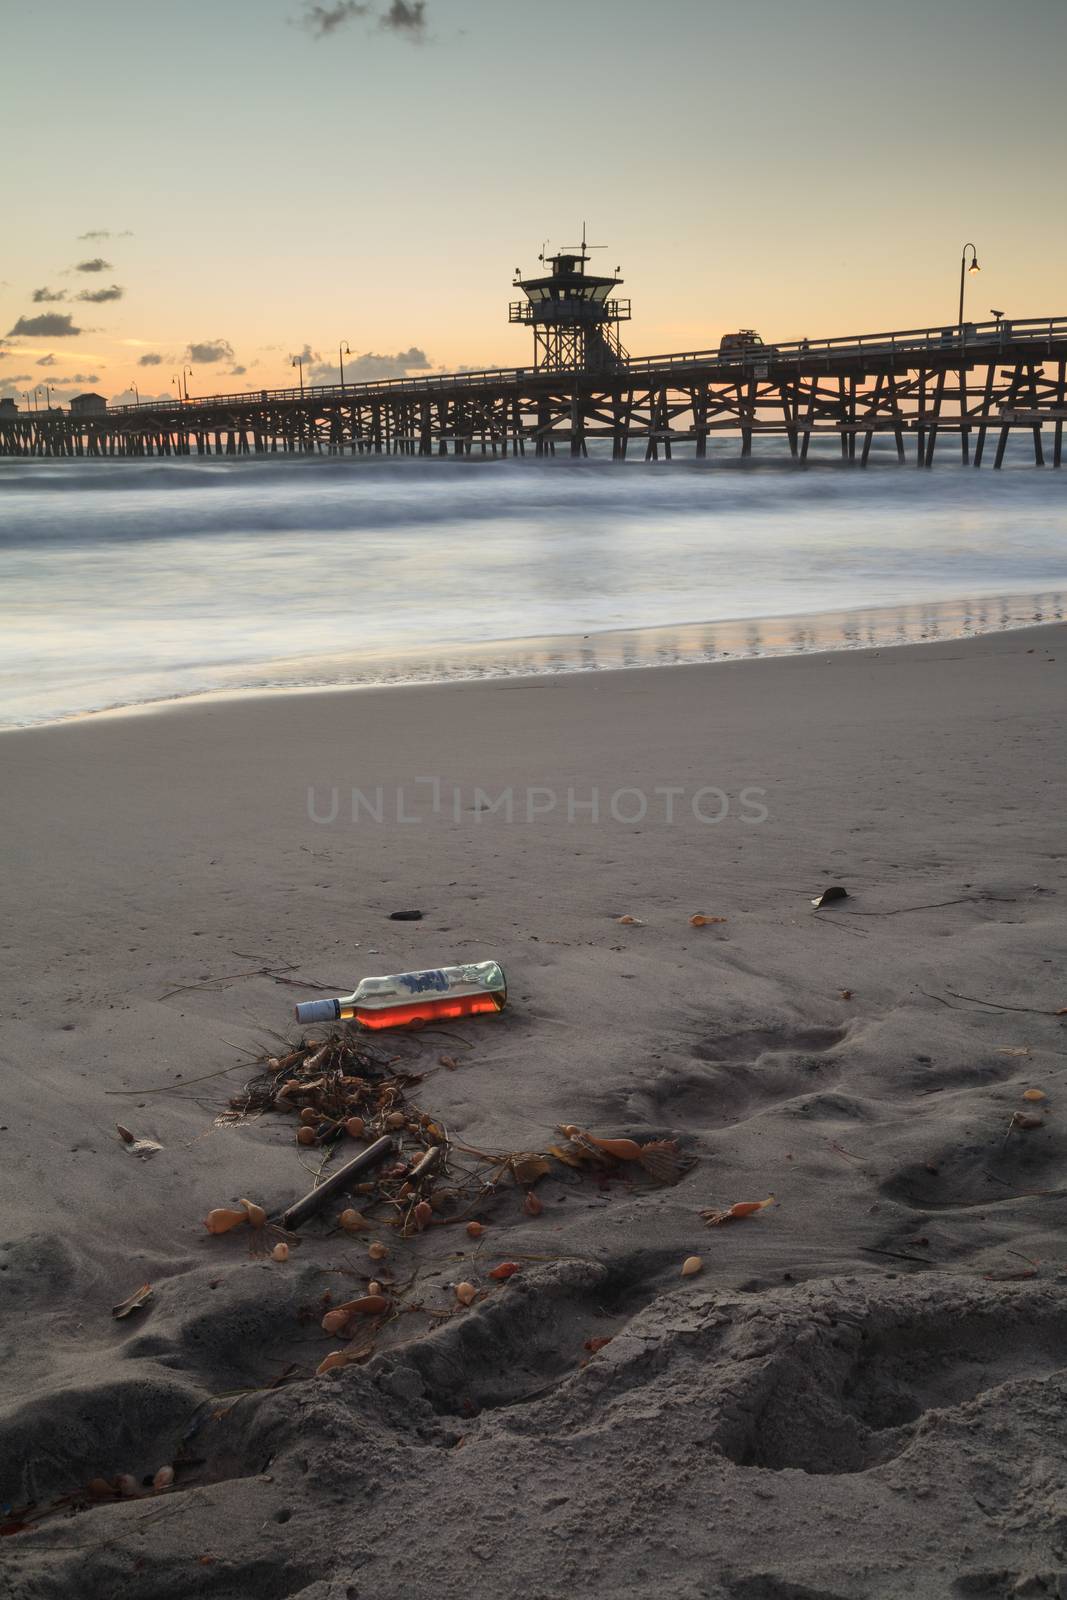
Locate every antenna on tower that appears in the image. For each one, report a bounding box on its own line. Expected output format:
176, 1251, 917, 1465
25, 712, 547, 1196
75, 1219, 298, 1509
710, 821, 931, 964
562, 221, 606, 266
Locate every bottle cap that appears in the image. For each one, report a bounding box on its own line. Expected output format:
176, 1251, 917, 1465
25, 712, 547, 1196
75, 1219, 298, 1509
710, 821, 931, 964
294, 998, 341, 1024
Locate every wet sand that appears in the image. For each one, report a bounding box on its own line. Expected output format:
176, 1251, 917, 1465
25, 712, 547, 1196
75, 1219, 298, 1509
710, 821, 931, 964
1, 623, 1066, 1598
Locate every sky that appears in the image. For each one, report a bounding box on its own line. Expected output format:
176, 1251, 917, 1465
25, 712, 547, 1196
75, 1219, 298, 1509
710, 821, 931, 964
2, 0, 1065, 404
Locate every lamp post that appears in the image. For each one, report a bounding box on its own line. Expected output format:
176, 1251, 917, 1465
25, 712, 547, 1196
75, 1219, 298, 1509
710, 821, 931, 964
291, 354, 305, 396
172, 374, 183, 404
958, 243, 980, 335
339, 341, 351, 388
132, 381, 140, 405
182, 367, 193, 402
24, 390, 34, 413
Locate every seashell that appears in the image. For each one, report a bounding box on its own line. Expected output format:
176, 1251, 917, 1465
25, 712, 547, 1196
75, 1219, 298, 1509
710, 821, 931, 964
466, 1221, 485, 1238
339, 1208, 369, 1233
588, 1135, 643, 1161
1022, 1088, 1047, 1102
322, 1308, 352, 1335
316, 1350, 350, 1376
455, 1281, 477, 1306
523, 1191, 544, 1217
368, 1280, 382, 1296
488, 1261, 520, 1280
690, 914, 727, 927
87, 1477, 114, 1498
681, 1255, 703, 1276
332, 1294, 389, 1319
368, 1241, 388, 1261
204, 1207, 248, 1235
270, 1243, 290, 1262
413, 1200, 433, 1229
703, 1195, 777, 1226
114, 1474, 140, 1498
152, 1466, 175, 1491
239, 1198, 267, 1229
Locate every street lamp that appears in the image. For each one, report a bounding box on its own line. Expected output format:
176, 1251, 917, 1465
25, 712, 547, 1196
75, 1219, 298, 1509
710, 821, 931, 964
23, 390, 34, 414
172, 374, 182, 403
132, 381, 140, 405
291, 353, 305, 396
990, 308, 1004, 333
182, 367, 193, 402
958, 243, 980, 332
339, 341, 351, 388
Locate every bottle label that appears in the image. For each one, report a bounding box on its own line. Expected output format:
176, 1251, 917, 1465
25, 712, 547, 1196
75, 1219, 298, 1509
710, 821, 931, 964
398, 968, 450, 995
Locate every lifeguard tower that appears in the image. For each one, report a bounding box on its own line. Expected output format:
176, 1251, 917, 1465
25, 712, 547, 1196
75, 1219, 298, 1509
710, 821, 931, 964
510, 230, 631, 373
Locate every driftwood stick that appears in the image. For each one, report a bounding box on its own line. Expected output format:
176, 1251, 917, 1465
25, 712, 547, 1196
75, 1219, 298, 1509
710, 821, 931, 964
281, 1136, 396, 1230
408, 1145, 444, 1185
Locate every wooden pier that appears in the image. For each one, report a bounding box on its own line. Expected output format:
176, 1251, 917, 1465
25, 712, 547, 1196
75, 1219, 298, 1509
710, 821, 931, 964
4, 316, 1066, 467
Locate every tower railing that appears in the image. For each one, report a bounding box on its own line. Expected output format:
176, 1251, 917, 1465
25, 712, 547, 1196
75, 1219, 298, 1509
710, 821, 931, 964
509, 298, 631, 324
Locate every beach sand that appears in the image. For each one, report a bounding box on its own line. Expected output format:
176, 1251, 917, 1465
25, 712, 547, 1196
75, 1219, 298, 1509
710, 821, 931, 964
1, 623, 1065, 1599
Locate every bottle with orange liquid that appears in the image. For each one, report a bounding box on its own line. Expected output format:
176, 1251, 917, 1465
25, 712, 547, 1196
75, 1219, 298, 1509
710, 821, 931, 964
294, 959, 506, 1032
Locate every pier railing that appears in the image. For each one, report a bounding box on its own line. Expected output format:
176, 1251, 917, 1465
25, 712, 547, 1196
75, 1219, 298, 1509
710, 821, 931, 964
99, 313, 1067, 416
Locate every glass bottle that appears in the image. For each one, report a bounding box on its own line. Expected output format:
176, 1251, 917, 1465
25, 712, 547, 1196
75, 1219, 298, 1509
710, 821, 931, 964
294, 959, 506, 1031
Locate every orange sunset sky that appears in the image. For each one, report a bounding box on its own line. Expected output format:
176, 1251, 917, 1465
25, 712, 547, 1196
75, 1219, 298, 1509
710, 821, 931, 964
2, 0, 1066, 405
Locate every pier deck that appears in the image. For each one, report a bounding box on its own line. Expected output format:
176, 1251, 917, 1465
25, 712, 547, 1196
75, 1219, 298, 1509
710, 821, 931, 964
4, 316, 1066, 466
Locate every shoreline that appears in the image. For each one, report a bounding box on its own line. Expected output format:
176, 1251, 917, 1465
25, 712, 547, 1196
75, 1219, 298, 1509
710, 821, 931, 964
2, 623, 1066, 1596
5, 583, 1064, 732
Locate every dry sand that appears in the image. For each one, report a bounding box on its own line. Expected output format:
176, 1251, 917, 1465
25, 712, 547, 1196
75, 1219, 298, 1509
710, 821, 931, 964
1, 624, 1065, 1600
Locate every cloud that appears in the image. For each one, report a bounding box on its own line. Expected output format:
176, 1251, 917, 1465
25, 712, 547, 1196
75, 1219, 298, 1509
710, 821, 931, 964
111, 387, 170, 404
298, 0, 427, 39
292, 343, 320, 365
138, 352, 164, 366
229, 364, 247, 375
32, 286, 66, 303
186, 338, 235, 363
8, 313, 83, 337
60, 373, 101, 385
300, 2, 370, 35
380, 0, 426, 35
78, 229, 132, 240
75, 257, 112, 273
308, 345, 431, 383
76, 284, 124, 303
37, 354, 57, 367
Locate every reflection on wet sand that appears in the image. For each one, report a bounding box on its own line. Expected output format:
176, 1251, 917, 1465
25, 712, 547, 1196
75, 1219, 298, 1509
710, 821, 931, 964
50, 588, 1066, 726
226, 588, 1067, 693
